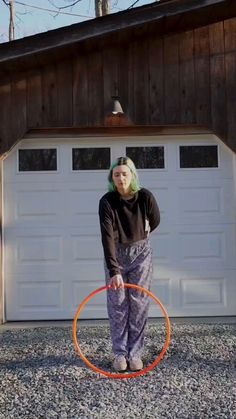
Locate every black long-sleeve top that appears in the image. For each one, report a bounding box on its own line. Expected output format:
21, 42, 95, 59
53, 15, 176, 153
99, 188, 160, 277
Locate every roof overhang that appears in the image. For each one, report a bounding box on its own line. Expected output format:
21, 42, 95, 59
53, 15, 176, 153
24, 125, 213, 139
0, 0, 235, 75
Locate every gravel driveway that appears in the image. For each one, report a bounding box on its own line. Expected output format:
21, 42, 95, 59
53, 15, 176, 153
0, 322, 235, 419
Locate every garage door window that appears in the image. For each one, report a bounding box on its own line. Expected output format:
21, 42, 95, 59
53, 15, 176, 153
126, 146, 165, 169
18, 149, 57, 171
179, 145, 218, 168
72, 148, 110, 170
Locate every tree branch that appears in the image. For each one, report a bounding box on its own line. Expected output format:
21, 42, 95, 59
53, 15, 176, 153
128, 0, 140, 9
1, 0, 10, 6
48, 0, 83, 10
14, 1, 91, 18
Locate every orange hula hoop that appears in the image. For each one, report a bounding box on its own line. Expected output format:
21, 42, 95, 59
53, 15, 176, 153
73, 283, 171, 379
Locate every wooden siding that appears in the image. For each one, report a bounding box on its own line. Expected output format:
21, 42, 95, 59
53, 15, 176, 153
0, 17, 236, 154
225, 18, 236, 151
194, 26, 211, 127
0, 160, 2, 324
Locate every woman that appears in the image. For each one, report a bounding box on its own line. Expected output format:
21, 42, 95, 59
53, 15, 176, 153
99, 156, 160, 372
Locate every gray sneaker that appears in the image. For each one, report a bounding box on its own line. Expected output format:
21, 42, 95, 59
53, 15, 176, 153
129, 357, 143, 371
113, 355, 127, 372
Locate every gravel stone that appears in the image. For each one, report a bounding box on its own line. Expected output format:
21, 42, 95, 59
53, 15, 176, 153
0, 323, 235, 419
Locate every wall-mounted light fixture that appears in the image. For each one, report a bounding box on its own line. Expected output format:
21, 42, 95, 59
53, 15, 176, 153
111, 82, 124, 115
112, 96, 124, 115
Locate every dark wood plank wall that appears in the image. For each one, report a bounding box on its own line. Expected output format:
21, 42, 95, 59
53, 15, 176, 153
88, 51, 104, 126
149, 37, 164, 124
209, 22, 227, 141
57, 61, 73, 126
194, 26, 211, 127
225, 18, 236, 152
0, 17, 236, 154
103, 46, 118, 117
73, 54, 89, 126
164, 34, 180, 125
0, 160, 2, 324
0, 83, 11, 154
180, 31, 195, 124
11, 78, 27, 139
42, 64, 58, 126
27, 71, 42, 128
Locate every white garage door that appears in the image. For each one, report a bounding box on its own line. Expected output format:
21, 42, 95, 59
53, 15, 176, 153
3, 135, 236, 320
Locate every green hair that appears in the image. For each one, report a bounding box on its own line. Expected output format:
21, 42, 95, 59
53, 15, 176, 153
108, 156, 141, 193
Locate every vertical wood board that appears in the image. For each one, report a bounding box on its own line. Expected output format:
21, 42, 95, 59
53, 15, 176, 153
148, 37, 164, 124
11, 78, 27, 147
73, 55, 89, 126
87, 51, 103, 126
103, 47, 118, 120
27, 71, 42, 128
194, 26, 211, 127
133, 39, 149, 124
0, 83, 11, 154
179, 31, 195, 124
42, 64, 58, 126
164, 34, 180, 124
224, 18, 236, 152
209, 22, 227, 140
57, 60, 73, 126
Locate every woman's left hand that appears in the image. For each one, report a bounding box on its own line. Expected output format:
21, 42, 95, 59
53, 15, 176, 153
110, 274, 124, 290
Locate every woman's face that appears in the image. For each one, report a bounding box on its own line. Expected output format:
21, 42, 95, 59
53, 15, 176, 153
112, 164, 133, 195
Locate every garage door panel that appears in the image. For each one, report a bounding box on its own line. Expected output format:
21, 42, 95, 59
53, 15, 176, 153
8, 264, 66, 278
150, 278, 171, 307
16, 190, 61, 218
177, 179, 235, 224
177, 270, 235, 315
179, 231, 225, 262
71, 260, 105, 281
66, 170, 108, 184
179, 186, 222, 216
148, 186, 173, 221
68, 276, 107, 319
6, 274, 64, 321
180, 277, 226, 306
18, 281, 62, 308
71, 234, 103, 260
6, 184, 107, 228
138, 170, 172, 183
150, 269, 235, 316
17, 236, 62, 263
177, 224, 236, 269
157, 272, 234, 317
5, 185, 65, 227
71, 279, 108, 318
5, 260, 65, 276
6, 229, 103, 274
4, 229, 65, 276
68, 215, 100, 231
69, 189, 105, 215
152, 267, 180, 313
151, 227, 236, 270
152, 234, 174, 265
174, 168, 231, 181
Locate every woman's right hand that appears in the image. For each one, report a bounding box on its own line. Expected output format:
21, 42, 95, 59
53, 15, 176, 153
110, 274, 124, 290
